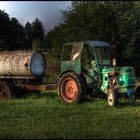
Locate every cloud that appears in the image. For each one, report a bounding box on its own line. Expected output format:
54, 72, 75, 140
0, 1, 71, 32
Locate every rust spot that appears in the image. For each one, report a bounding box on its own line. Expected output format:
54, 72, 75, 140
25, 85, 46, 91
24, 84, 58, 91
24, 58, 29, 72
24, 61, 29, 67
25, 63, 28, 67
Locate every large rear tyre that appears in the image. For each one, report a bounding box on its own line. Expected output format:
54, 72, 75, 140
58, 72, 85, 103
107, 89, 118, 106
0, 82, 11, 100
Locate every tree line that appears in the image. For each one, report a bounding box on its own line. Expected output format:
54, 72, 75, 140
0, 10, 46, 51
0, 1, 140, 75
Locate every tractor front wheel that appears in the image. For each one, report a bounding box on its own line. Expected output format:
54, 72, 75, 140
0, 82, 11, 100
107, 89, 118, 106
58, 72, 85, 103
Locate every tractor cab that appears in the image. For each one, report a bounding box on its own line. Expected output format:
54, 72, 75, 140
60, 41, 113, 84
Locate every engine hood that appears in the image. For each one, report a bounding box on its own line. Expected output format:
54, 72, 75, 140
101, 66, 136, 96
102, 66, 135, 74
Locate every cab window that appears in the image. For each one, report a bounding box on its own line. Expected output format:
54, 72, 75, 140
81, 45, 95, 69
62, 45, 72, 61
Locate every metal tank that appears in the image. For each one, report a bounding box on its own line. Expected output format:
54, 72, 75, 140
0, 51, 46, 78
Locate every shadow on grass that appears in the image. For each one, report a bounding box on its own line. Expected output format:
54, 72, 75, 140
12, 90, 140, 108
80, 95, 107, 104
118, 100, 140, 107
13, 89, 58, 99
80, 96, 140, 108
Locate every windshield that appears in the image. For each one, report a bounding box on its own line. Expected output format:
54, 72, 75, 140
96, 47, 112, 65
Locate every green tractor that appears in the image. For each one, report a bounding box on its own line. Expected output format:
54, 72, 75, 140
58, 41, 136, 106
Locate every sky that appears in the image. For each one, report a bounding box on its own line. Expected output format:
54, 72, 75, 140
0, 1, 71, 32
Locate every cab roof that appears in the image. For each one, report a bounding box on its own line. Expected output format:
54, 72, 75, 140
64, 40, 112, 48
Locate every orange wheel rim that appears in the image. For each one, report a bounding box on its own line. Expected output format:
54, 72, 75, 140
63, 78, 78, 100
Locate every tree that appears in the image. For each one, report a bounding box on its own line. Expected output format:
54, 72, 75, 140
10, 17, 25, 50
24, 22, 32, 49
31, 18, 45, 50
32, 38, 44, 51
46, 24, 65, 57
31, 18, 45, 40
0, 10, 11, 50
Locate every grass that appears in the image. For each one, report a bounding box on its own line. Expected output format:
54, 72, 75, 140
0, 91, 140, 139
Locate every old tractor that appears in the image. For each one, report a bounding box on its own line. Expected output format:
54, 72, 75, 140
58, 40, 136, 106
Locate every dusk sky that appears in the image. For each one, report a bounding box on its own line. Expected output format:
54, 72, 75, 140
0, 1, 72, 32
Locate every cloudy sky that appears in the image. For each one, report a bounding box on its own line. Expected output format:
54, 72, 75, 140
0, 1, 71, 32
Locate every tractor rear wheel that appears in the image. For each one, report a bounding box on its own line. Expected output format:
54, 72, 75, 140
107, 89, 118, 106
58, 72, 85, 103
0, 81, 11, 100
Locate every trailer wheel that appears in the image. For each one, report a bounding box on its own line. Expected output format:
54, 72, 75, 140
58, 72, 85, 103
107, 89, 118, 106
0, 82, 11, 100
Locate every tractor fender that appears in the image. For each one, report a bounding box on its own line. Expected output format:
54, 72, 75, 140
58, 70, 79, 79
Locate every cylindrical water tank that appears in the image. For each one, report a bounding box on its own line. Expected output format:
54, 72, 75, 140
0, 51, 46, 77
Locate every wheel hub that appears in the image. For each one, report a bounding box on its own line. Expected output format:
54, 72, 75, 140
108, 93, 113, 106
64, 79, 78, 100
0, 83, 11, 100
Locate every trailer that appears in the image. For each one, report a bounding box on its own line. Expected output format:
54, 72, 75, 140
0, 50, 53, 99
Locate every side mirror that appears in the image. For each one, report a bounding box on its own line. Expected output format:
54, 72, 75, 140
112, 58, 116, 67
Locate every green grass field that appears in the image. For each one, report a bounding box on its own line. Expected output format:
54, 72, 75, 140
0, 59, 139, 139
0, 91, 140, 139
